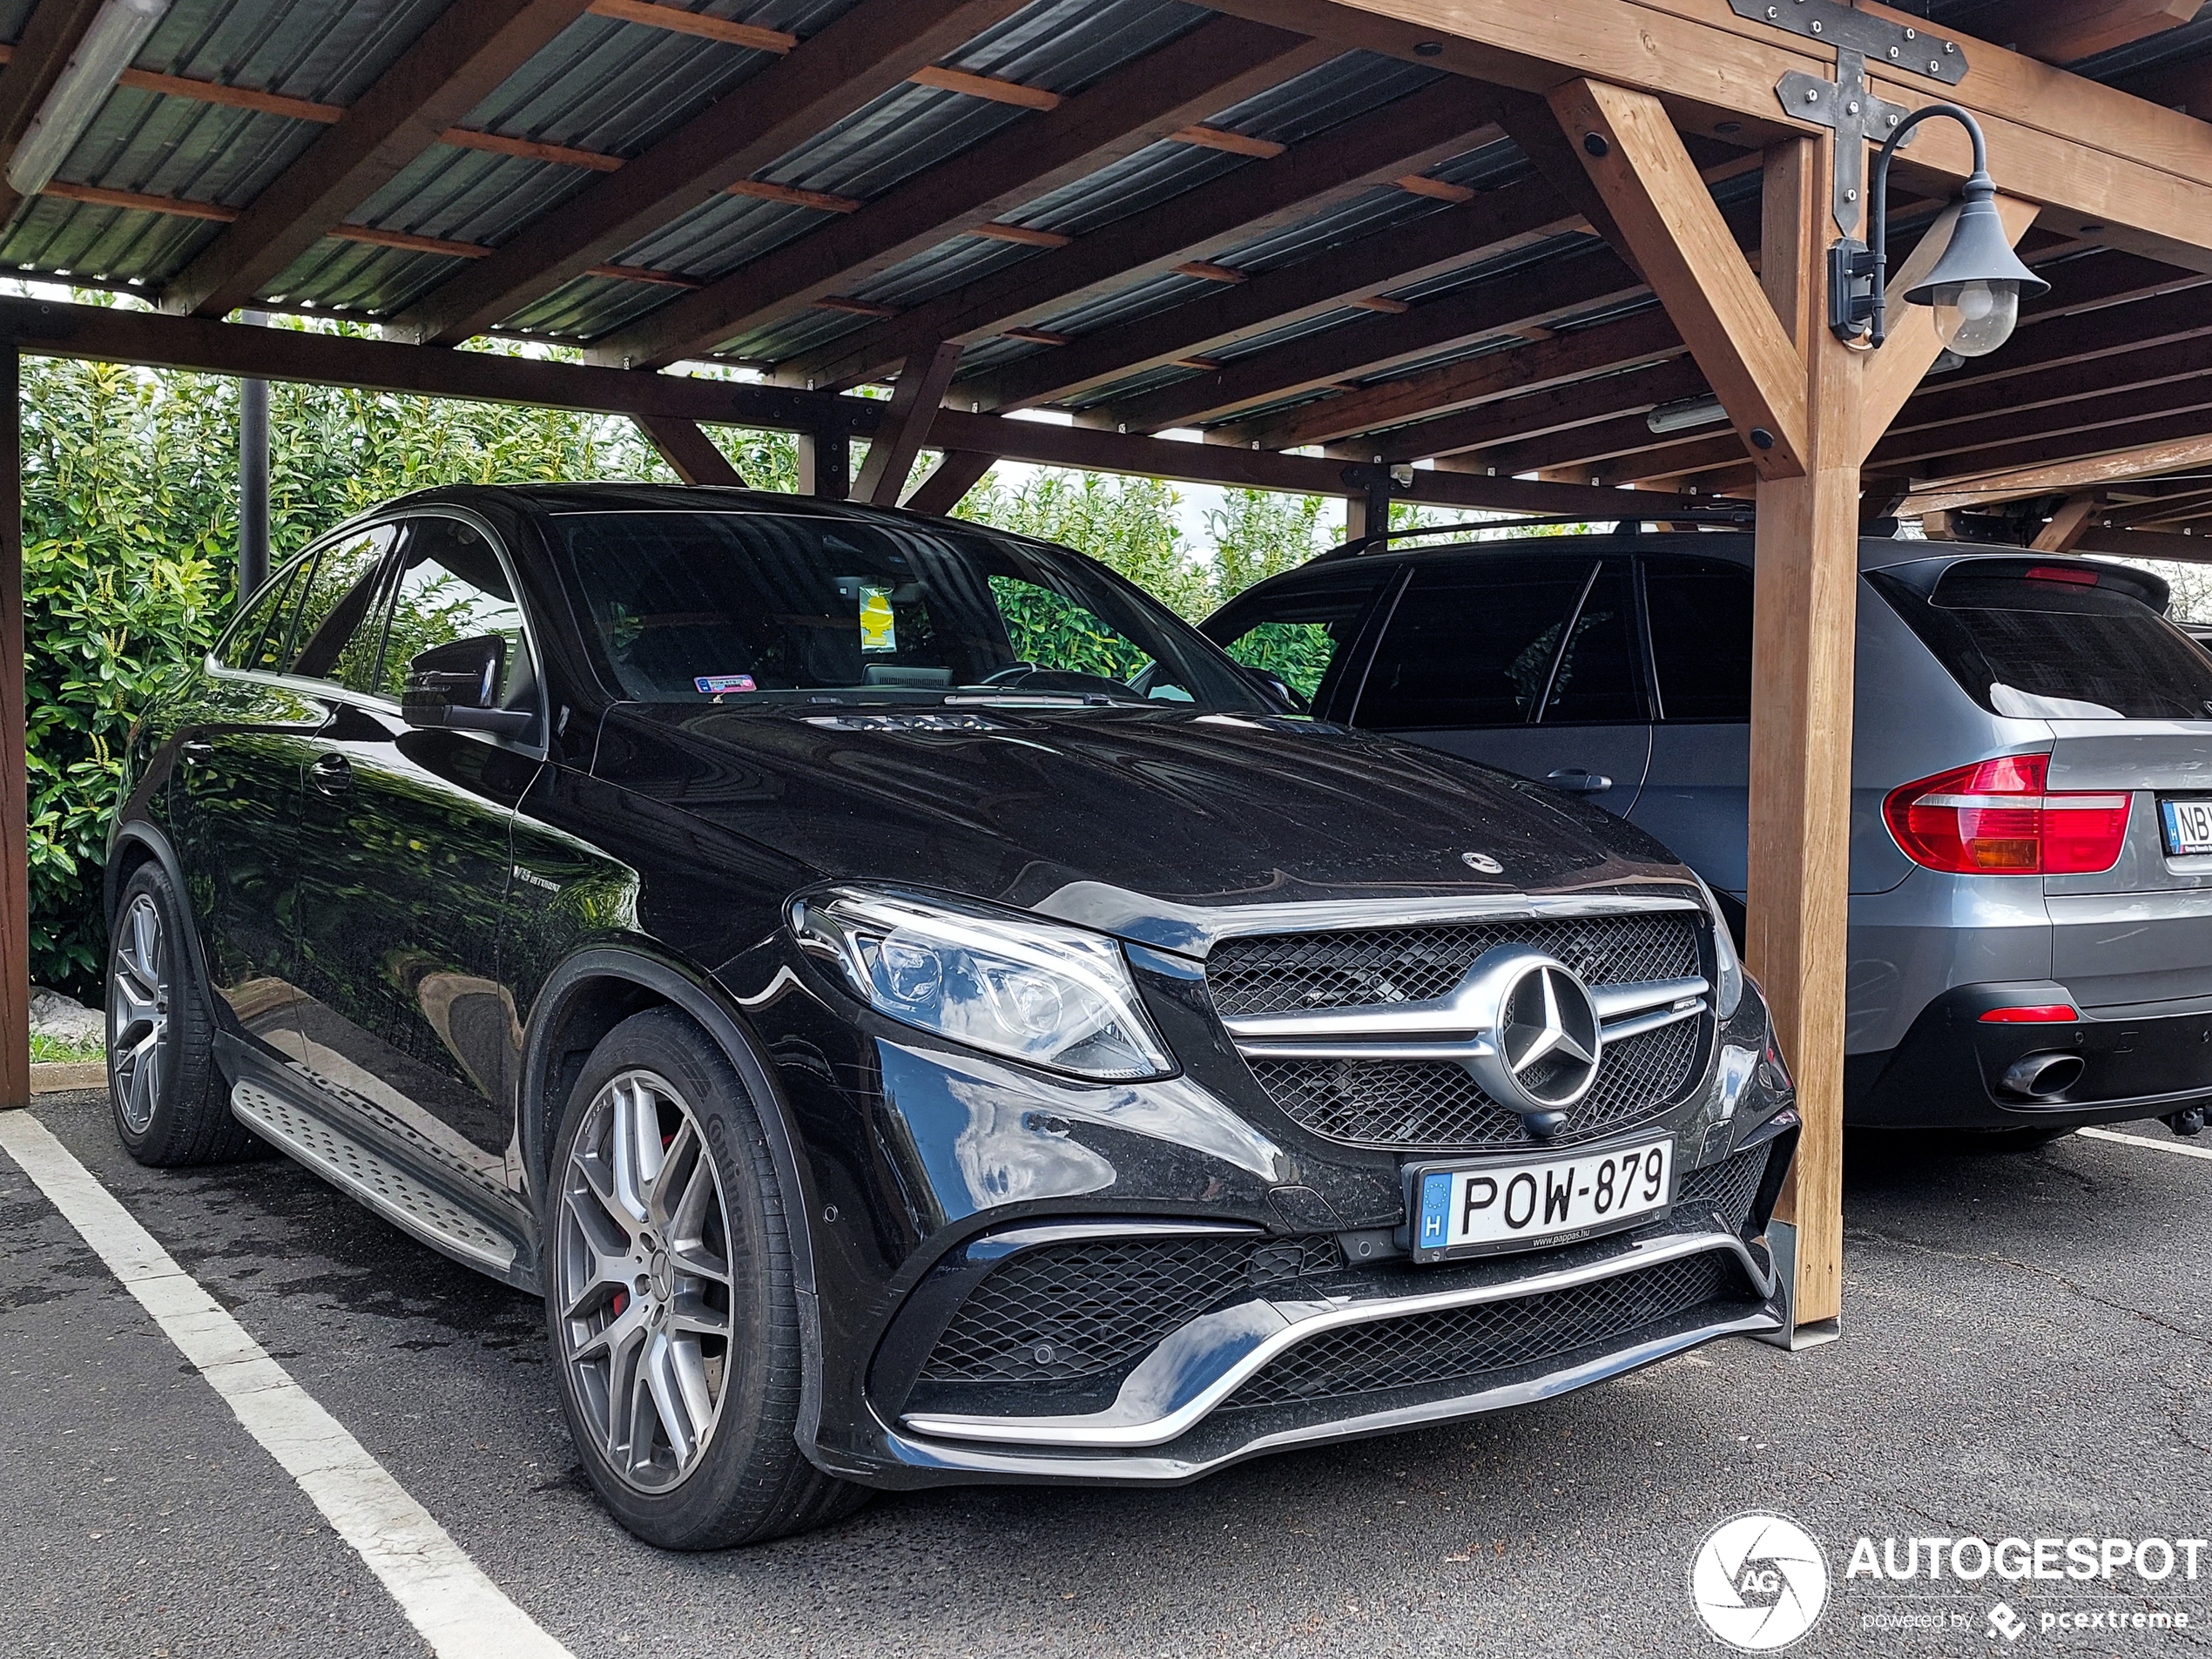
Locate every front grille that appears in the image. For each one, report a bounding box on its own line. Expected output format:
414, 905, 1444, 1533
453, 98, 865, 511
1207, 913, 1700, 1019
1227, 1252, 1742, 1411
1214, 911, 1708, 1151
919, 1232, 1342, 1384
1245, 1017, 1703, 1151
1675, 1141, 1774, 1237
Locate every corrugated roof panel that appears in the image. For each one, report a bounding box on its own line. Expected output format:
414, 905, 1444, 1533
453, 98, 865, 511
610, 191, 835, 281
505, 273, 685, 341
946, 0, 1208, 94
64, 89, 307, 209
145, 0, 448, 105
271, 238, 464, 314
1, 197, 216, 286
460, 1, 857, 157
349, 145, 595, 250
1204, 49, 1441, 144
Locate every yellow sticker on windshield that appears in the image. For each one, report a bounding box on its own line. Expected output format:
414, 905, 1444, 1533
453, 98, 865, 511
860, 584, 897, 653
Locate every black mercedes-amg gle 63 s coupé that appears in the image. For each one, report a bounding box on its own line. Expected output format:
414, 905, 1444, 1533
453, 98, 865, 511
105, 484, 1797, 1548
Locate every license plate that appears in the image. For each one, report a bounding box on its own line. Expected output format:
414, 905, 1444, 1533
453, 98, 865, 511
2161, 797, 2212, 856
1406, 1137, 1674, 1264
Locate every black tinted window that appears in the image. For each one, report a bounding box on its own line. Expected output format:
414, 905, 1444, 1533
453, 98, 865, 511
546, 510, 1265, 711
287, 526, 395, 686
1646, 557, 1754, 721
1872, 560, 2212, 720
1543, 561, 1643, 723
1356, 559, 1593, 730
377, 519, 534, 714
216, 557, 305, 672
1206, 565, 1395, 710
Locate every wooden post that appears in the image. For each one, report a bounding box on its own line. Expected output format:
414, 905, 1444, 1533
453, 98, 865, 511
1556, 86, 2042, 1343
1750, 136, 1854, 1342
0, 349, 25, 1109
799, 428, 850, 499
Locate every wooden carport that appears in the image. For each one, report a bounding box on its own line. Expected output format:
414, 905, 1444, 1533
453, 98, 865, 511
3, 0, 2212, 1344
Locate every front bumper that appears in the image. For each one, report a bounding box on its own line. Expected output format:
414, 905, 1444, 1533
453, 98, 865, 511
821, 1120, 1792, 1489
1846, 981, 2212, 1129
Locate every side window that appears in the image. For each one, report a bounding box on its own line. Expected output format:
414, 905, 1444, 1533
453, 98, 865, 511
215, 556, 307, 672
1354, 558, 1595, 731
1541, 560, 1645, 724
1645, 557, 1754, 722
1210, 565, 1396, 711
287, 525, 398, 686
376, 518, 535, 715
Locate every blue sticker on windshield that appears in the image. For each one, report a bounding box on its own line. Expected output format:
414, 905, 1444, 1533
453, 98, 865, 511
696, 674, 757, 695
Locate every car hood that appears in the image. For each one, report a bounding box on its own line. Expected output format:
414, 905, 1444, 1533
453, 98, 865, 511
591, 704, 1696, 941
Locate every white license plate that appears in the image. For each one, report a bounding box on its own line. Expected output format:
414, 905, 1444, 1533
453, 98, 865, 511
1407, 1137, 1674, 1263
2161, 797, 2212, 856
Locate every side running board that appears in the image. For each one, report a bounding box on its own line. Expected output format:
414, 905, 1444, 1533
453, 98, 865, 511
230, 1080, 518, 1275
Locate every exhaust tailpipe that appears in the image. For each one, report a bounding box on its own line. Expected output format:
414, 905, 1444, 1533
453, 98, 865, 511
2000, 1052, 2084, 1100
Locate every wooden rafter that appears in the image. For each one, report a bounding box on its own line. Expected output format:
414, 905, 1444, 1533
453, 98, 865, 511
162, 0, 596, 318
772, 78, 1508, 391
391, 0, 1030, 347
1905, 434, 2212, 516
1995, 0, 2202, 67
590, 17, 1328, 369
0, 0, 108, 222
961, 177, 1582, 413
2030, 494, 2101, 550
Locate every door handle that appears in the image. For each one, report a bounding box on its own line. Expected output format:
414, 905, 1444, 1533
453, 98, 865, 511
179, 740, 214, 763
309, 753, 354, 795
1546, 767, 1613, 794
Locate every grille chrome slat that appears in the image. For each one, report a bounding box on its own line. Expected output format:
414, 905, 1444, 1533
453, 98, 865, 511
1211, 912, 1710, 1150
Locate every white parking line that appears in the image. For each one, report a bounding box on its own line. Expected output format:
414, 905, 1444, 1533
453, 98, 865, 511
2078, 1125, 2212, 1163
0, 1110, 573, 1659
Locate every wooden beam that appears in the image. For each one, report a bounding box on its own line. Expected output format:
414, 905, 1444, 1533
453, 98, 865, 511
904, 449, 997, 515
1192, 0, 2212, 272
853, 341, 965, 504
1904, 434, 2212, 515
775, 78, 1508, 391
0, 348, 21, 1109
590, 17, 1325, 369
2074, 523, 2212, 560
1362, 355, 1712, 464
0, 0, 108, 223
1998, 0, 2202, 66
959, 180, 1581, 413
391, 0, 1028, 347
1549, 78, 1804, 480
1494, 90, 1645, 283
2031, 494, 2101, 551
0, 294, 1706, 518
1873, 373, 2212, 474
585, 0, 797, 52
633, 415, 746, 486
161, 0, 593, 318
1103, 245, 1651, 434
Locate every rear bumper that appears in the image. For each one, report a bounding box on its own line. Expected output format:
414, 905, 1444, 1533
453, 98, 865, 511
1846, 982, 2212, 1129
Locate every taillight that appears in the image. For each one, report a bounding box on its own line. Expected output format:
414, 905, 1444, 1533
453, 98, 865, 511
1883, 754, 2130, 875
1979, 1003, 2079, 1023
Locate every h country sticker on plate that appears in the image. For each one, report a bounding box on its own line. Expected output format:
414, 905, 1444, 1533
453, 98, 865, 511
1406, 1136, 1674, 1263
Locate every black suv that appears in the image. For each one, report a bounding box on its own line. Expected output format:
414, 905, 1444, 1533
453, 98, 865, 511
105, 486, 1796, 1548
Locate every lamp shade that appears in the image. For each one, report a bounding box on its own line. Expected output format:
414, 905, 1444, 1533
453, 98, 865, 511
1901, 172, 2049, 356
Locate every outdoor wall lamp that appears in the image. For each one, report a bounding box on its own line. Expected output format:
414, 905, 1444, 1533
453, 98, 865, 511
1828, 105, 2047, 355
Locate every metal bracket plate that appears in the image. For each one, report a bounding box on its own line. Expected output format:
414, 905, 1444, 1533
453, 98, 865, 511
1730, 0, 1966, 84
1778, 50, 1917, 238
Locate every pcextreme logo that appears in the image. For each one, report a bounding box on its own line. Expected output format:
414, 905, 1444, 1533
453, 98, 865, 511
1690, 1512, 1832, 1651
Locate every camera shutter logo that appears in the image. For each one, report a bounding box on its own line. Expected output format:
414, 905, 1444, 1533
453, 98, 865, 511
1689, 1513, 1830, 1651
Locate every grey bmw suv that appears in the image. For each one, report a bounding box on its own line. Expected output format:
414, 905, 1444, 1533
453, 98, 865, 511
1203, 530, 2212, 1142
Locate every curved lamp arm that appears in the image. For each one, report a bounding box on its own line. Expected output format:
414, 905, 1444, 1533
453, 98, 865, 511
1867, 104, 1989, 348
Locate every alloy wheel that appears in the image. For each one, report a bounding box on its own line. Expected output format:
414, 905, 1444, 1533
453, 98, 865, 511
109, 892, 169, 1134
555, 1069, 736, 1493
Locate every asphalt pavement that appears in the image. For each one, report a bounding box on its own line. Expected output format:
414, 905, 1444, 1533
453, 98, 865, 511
3, 1086, 2208, 1659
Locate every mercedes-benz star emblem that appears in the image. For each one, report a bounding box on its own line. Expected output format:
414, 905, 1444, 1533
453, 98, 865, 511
1461, 851, 1504, 873
1464, 950, 1604, 1132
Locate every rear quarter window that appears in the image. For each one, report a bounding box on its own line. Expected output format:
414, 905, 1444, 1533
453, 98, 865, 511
1869, 559, 2212, 719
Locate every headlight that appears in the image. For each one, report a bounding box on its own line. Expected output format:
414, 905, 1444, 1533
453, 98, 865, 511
789, 887, 1175, 1081
1694, 875, 1745, 1018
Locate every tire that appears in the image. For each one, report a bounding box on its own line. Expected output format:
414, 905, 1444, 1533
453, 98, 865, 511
543, 1008, 867, 1549
106, 862, 253, 1166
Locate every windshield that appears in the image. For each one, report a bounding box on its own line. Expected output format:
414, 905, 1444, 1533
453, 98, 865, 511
546, 510, 1268, 711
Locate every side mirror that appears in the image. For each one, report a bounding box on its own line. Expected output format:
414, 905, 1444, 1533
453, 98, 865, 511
1238, 665, 1308, 714
402, 635, 534, 738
